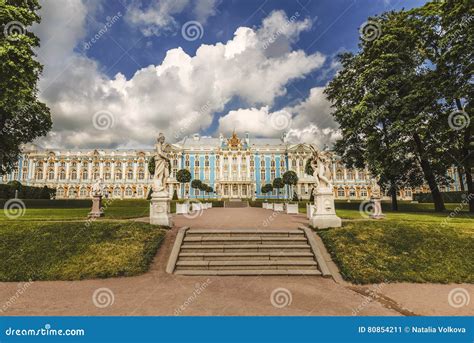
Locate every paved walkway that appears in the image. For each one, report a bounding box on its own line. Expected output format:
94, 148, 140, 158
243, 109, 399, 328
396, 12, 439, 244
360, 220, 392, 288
0, 208, 472, 316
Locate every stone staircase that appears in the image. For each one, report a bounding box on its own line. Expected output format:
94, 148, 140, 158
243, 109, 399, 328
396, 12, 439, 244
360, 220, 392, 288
167, 227, 331, 276
224, 200, 249, 208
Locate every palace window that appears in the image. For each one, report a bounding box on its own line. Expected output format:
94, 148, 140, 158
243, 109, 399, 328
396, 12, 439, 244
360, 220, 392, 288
173, 159, 178, 167
260, 160, 265, 168
271, 170, 276, 179
260, 170, 266, 181
336, 170, 343, 181
115, 171, 122, 180
194, 170, 199, 179
36, 170, 43, 179
138, 170, 145, 180
138, 161, 144, 167
125, 187, 133, 196
116, 162, 122, 167
271, 160, 276, 167
105, 162, 111, 167
82, 171, 88, 180
347, 170, 354, 180
337, 188, 345, 197
60, 162, 66, 167
127, 162, 133, 167
104, 171, 111, 180
359, 170, 366, 180
280, 160, 285, 168
349, 188, 356, 197
360, 188, 367, 197
194, 188, 200, 196
59, 170, 66, 180
71, 170, 77, 180
205, 157, 209, 167
250, 159, 254, 167
68, 188, 75, 197
137, 188, 143, 196
79, 188, 88, 197
292, 159, 296, 168
127, 170, 133, 180
48, 169, 55, 180
195, 160, 200, 167
113, 188, 121, 197
93, 170, 99, 180
56, 188, 64, 197
22, 169, 27, 180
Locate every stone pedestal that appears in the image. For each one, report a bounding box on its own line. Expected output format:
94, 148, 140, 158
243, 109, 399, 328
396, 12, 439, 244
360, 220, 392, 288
370, 197, 385, 219
150, 190, 173, 226
88, 195, 104, 218
309, 188, 341, 229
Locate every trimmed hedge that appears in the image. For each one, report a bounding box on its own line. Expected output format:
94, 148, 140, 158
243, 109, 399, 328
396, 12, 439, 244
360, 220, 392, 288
0, 183, 55, 200
413, 191, 469, 203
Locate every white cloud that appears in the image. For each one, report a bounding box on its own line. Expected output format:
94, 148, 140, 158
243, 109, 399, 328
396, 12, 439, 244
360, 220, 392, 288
125, 0, 220, 36
32, 4, 326, 149
217, 87, 340, 148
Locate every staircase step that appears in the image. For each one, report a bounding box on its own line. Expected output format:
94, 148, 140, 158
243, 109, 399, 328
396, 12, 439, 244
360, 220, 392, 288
174, 269, 322, 276
186, 229, 303, 236
176, 260, 317, 267
179, 252, 315, 261
183, 236, 307, 245
180, 244, 312, 253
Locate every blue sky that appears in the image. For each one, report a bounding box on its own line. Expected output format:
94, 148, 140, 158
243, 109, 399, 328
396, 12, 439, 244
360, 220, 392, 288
34, 0, 428, 149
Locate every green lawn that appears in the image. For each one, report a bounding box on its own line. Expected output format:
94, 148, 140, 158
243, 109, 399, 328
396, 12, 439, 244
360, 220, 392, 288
0, 221, 167, 281
319, 218, 474, 284
0, 199, 150, 221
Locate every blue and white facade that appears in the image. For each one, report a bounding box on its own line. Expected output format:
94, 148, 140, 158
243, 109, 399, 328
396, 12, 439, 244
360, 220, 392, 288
2, 133, 463, 200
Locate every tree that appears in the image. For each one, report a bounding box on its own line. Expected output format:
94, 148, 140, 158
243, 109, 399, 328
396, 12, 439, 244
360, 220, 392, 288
198, 182, 208, 199
411, 1, 473, 212
0, 0, 52, 175
282, 170, 298, 200
191, 179, 202, 198
176, 169, 191, 198
172, 189, 178, 200
324, 10, 457, 212
272, 177, 284, 200
261, 183, 273, 200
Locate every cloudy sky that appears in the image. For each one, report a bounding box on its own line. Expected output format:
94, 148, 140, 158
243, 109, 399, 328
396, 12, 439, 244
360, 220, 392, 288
32, 0, 426, 149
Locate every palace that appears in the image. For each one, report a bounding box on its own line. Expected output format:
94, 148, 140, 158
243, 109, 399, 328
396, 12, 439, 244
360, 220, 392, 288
1, 133, 464, 200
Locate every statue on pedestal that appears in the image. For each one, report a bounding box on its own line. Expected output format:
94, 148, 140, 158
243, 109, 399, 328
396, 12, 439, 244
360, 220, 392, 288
149, 133, 173, 226
89, 178, 104, 218
310, 146, 333, 191
308, 145, 341, 229
370, 176, 385, 219
152, 133, 171, 194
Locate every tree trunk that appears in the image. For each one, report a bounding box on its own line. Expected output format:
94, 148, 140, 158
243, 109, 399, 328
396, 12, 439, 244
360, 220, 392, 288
457, 167, 465, 191
456, 98, 473, 212
390, 183, 398, 211
413, 133, 446, 212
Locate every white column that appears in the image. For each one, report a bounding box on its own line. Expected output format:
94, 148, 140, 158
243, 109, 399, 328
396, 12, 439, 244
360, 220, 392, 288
66, 160, 70, 180
99, 161, 104, 178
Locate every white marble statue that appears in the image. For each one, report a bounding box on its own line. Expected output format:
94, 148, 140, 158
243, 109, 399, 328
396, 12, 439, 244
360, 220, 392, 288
92, 178, 104, 196
371, 176, 382, 198
310, 146, 333, 190
152, 133, 171, 193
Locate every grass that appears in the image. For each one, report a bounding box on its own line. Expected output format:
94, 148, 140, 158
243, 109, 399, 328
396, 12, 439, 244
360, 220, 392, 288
0, 221, 167, 281
0, 199, 150, 221
319, 218, 474, 284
